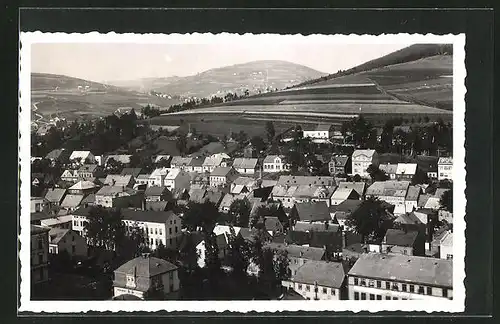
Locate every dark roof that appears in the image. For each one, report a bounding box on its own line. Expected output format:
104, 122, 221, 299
204, 191, 223, 206
112, 294, 142, 300
121, 209, 176, 223
44, 188, 67, 204
266, 243, 326, 260
292, 260, 345, 288
285, 231, 310, 246
329, 199, 363, 217
144, 201, 169, 211
71, 206, 94, 217
395, 213, 424, 226
384, 229, 419, 247
293, 201, 331, 222
31, 212, 53, 222
81, 193, 95, 205
189, 189, 207, 203
31, 224, 50, 235
348, 253, 452, 287
210, 167, 234, 177
144, 186, 169, 197
294, 222, 340, 233
239, 228, 271, 242
264, 217, 283, 232
121, 168, 143, 177
331, 155, 349, 167
115, 255, 177, 278
309, 231, 343, 252
48, 228, 71, 244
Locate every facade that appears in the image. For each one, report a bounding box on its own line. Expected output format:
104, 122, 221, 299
263, 155, 289, 173
122, 209, 183, 250
405, 185, 421, 213
439, 231, 453, 260
60, 169, 79, 182
330, 188, 360, 206
232, 158, 259, 175
281, 260, 345, 300
185, 157, 205, 173
209, 167, 239, 188
438, 157, 453, 181
69, 150, 96, 164
202, 156, 224, 173
351, 149, 378, 178
366, 180, 411, 215
396, 163, 418, 181
302, 124, 333, 140
379, 163, 398, 180
94, 186, 143, 209
148, 168, 170, 187
31, 225, 50, 286
113, 254, 180, 300
48, 228, 88, 258
329, 155, 350, 175
31, 197, 49, 213
76, 164, 100, 179
164, 169, 191, 191
348, 253, 453, 301
67, 180, 98, 195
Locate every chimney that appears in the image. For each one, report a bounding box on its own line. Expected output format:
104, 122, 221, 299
142, 252, 150, 258
324, 221, 329, 230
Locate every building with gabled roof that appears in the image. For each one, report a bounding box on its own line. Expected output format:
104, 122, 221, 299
290, 201, 331, 224
347, 253, 452, 300
164, 169, 191, 191
265, 242, 326, 277
68, 180, 98, 195
302, 124, 334, 140
113, 253, 179, 300
329, 155, 350, 175
69, 150, 95, 164
60, 194, 84, 210
48, 228, 88, 257
44, 188, 67, 207
351, 149, 378, 178
95, 186, 143, 209
120, 168, 143, 179
379, 163, 398, 180
382, 228, 425, 256
263, 155, 289, 173
330, 187, 360, 206
396, 163, 418, 181
144, 186, 172, 202
232, 158, 259, 175
437, 157, 453, 181
170, 156, 193, 170
209, 167, 239, 188
104, 174, 135, 188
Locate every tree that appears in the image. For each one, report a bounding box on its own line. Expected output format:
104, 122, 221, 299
176, 133, 188, 156
345, 197, 392, 243
367, 164, 389, 182
182, 201, 219, 232
265, 121, 276, 143
228, 198, 251, 227
226, 226, 250, 276
105, 157, 125, 174
250, 135, 266, 153
412, 168, 430, 185
273, 249, 290, 281
440, 187, 453, 212
84, 206, 126, 251
350, 115, 373, 147
117, 224, 150, 260
353, 174, 362, 182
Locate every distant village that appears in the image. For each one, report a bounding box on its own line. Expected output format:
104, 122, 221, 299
30, 107, 454, 301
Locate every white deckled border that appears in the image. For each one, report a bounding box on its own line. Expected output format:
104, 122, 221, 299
19, 32, 466, 313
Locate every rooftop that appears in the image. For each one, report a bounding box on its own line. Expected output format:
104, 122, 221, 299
384, 229, 419, 247
60, 194, 84, 208
44, 188, 67, 203
266, 243, 326, 260
232, 158, 258, 170
121, 209, 176, 223
277, 175, 335, 187
210, 167, 234, 177
292, 260, 345, 288
293, 201, 331, 222
115, 254, 177, 278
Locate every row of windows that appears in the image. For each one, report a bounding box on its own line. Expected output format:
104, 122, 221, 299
352, 278, 448, 297
296, 283, 336, 296
73, 220, 87, 228
354, 292, 407, 300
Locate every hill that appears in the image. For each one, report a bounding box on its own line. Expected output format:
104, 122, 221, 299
107, 60, 328, 98
31, 73, 180, 125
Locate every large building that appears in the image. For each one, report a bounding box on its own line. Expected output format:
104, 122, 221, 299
263, 155, 289, 173
303, 124, 333, 140
351, 149, 378, 178
31, 225, 50, 286
113, 253, 180, 300
347, 253, 453, 301
438, 157, 453, 181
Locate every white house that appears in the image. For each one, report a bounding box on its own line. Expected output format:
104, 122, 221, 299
148, 168, 170, 187
163, 169, 191, 191
351, 149, 378, 178
202, 156, 224, 173
302, 124, 333, 140
232, 158, 259, 175
263, 155, 289, 173
209, 167, 239, 187
69, 151, 96, 164
405, 185, 421, 213
438, 157, 453, 181
48, 228, 88, 258
366, 180, 410, 215
330, 187, 360, 206
439, 231, 453, 260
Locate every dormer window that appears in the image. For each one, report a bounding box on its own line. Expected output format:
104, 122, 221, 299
126, 274, 136, 288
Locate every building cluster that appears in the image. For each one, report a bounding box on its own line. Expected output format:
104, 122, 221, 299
30, 124, 454, 301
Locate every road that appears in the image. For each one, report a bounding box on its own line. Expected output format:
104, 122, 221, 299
31, 101, 47, 128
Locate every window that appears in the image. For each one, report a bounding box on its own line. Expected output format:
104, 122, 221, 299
447, 254, 453, 260
393, 297, 398, 300
169, 238, 172, 245
403, 249, 407, 255
402, 284, 407, 292
354, 292, 360, 300
155, 228, 158, 235
175, 227, 178, 233
159, 228, 162, 235
170, 220, 172, 225
376, 280, 381, 288
361, 293, 366, 300
306, 285, 310, 292
155, 239, 159, 246
322, 287, 327, 294
369, 294, 375, 300
385, 296, 391, 300
169, 272, 174, 280
72, 235, 75, 241
169, 228, 172, 235
426, 287, 432, 295
409, 285, 415, 293
72, 245, 76, 253
376, 295, 382, 300
73, 220, 77, 227
418, 286, 425, 294
298, 284, 302, 290
331, 289, 335, 296
150, 238, 154, 245
360, 279, 366, 286
385, 282, 390, 289
442, 288, 448, 298
392, 283, 399, 291
354, 278, 359, 285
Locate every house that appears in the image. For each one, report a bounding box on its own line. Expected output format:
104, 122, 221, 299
302, 124, 333, 140
243, 143, 258, 158
196, 232, 230, 268
329, 199, 364, 228
104, 175, 135, 188
148, 168, 169, 187
202, 155, 225, 173
113, 253, 180, 300
351, 149, 378, 178
263, 155, 289, 173
264, 217, 284, 236
405, 186, 421, 213
366, 180, 411, 215
40, 215, 73, 229
232, 158, 259, 175
437, 157, 453, 181
45, 148, 70, 163
271, 176, 337, 208
282, 260, 345, 300
185, 157, 205, 173
230, 177, 256, 195
293, 185, 335, 207
347, 253, 453, 300
135, 174, 150, 186
416, 155, 439, 180
31, 225, 50, 286
44, 188, 67, 207
329, 155, 350, 175
164, 169, 191, 191
209, 167, 239, 188
94, 186, 143, 209
382, 229, 425, 256
330, 187, 360, 206
120, 168, 143, 179
188, 188, 207, 204
75, 164, 101, 180
396, 163, 418, 181
144, 186, 172, 202
60, 194, 84, 211
121, 209, 183, 249
336, 181, 366, 198
69, 150, 96, 164
218, 193, 247, 213
290, 201, 331, 224
60, 169, 79, 182
145, 201, 169, 212
204, 190, 224, 207
276, 175, 336, 187
153, 155, 171, 165
48, 228, 88, 258
439, 231, 453, 260
379, 163, 398, 180
67, 180, 98, 195
170, 156, 193, 171
265, 243, 326, 277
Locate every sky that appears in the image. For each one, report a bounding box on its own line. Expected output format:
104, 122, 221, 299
31, 42, 412, 82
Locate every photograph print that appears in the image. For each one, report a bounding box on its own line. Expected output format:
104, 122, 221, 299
19, 32, 465, 313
